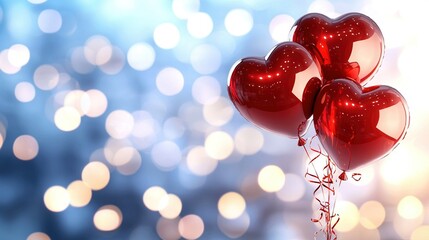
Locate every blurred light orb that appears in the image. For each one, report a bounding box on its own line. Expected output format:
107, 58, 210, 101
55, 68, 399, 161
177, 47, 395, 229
154, 23, 180, 49
411, 225, 429, 240
217, 211, 250, 239
34, 64, 60, 90
397, 195, 423, 219
81, 161, 110, 191
132, 111, 158, 146
38, 9, 62, 33
156, 67, 184, 96
335, 201, 360, 232
113, 147, 142, 175
13, 135, 39, 161
67, 180, 92, 207
380, 149, 412, 185
43, 186, 70, 212
204, 131, 234, 160
105, 110, 135, 139
143, 186, 168, 211
127, 42, 155, 71
359, 201, 386, 230
218, 192, 246, 219
8, 44, 30, 68
190, 44, 221, 74
104, 138, 131, 164
234, 126, 264, 155
258, 165, 285, 192
269, 14, 295, 43
99, 46, 125, 75
54, 106, 81, 132
187, 12, 213, 39
203, 97, 234, 126
28, 0, 47, 4
178, 214, 205, 240
151, 141, 182, 170
159, 194, 183, 219
276, 173, 306, 202
0, 122, 5, 150
186, 146, 218, 176
85, 89, 108, 118
93, 205, 123, 231
307, 0, 337, 18
27, 232, 51, 240
15, 82, 36, 103
0, 50, 21, 74
172, 0, 200, 19
192, 76, 220, 105
156, 217, 181, 240
84, 35, 112, 66
64, 90, 90, 116
110, 146, 135, 166
224, 9, 253, 36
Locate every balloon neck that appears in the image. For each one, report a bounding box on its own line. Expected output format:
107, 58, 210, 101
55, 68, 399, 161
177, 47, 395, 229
339, 171, 348, 181
298, 137, 306, 146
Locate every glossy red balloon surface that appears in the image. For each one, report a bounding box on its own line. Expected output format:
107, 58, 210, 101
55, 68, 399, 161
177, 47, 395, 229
292, 13, 384, 86
313, 79, 409, 171
228, 42, 322, 138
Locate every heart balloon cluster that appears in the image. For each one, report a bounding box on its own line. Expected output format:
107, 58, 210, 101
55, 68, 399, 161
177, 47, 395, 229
228, 12, 409, 171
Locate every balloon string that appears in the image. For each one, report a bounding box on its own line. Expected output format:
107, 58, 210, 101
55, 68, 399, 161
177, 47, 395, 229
300, 131, 340, 240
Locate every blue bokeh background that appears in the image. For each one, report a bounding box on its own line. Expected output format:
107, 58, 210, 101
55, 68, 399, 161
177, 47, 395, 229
0, 0, 428, 239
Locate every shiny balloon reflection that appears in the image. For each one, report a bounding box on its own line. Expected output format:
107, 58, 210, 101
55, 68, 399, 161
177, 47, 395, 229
292, 12, 384, 85
228, 42, 322, 137
313, 79, 409, 171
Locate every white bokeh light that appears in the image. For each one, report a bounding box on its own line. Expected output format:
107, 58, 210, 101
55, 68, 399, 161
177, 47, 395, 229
15, 82, 36, 103
203, 97, 234, 126
38, 9, 62, 33
276, 173, 306, 202
85, 89, 108, 118
127, 42, 155, 71
205, 131, 234, 160
84, 35, 112, 66
156, 67, 184, 96
186, 146, 218, 176
172, 0, 200, 19
151, 141, 182, 171
190, 44, 221, 74
33, 64, 60, 91
105, 110, 135, 139
28, 0, 47, 4
234, 126, 264, 155
187, 12, 213, 39
0, 50, 21, 74
154, 23, 180, 49
99, 46, 125, 75
8, 44, 30, 68
307, 0, 339, 18
192, 76, 221, 105
44, 186, 70, 212
269, 14, 295, 43
224, 9, 253, 36
54, 106, 81, 132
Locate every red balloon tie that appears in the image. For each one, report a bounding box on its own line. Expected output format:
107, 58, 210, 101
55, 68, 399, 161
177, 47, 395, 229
338, 171, 348, 181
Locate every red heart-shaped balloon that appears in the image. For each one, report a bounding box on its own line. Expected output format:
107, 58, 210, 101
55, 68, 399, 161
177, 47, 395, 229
228, 42, 322, 138
313, 79, 409, 171
291, 13, 384, 86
